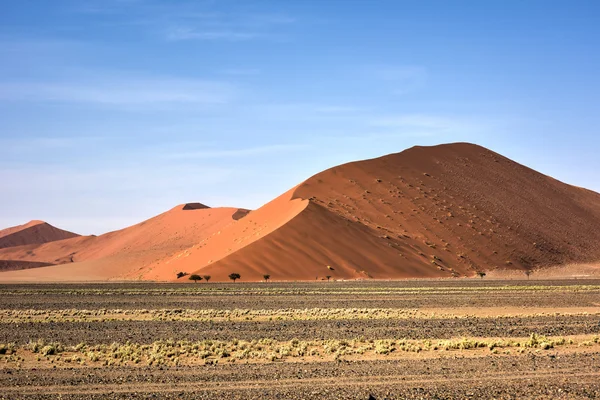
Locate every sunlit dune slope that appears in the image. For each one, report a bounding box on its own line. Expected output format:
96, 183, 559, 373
0, 204, 247, 280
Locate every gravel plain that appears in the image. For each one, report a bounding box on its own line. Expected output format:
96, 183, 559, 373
1, 280, 600, 399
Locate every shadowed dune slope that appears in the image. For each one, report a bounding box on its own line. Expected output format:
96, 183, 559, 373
0, 260, 55, 272
161, 142, 600, 282
0, 205, 248, 279
0, 221, 79, 249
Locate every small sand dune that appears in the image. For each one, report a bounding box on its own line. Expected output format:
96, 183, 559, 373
0, 205, 246, 281
0, 220, 79, 250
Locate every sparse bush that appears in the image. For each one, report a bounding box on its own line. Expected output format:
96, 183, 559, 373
229, 273, 241, 283
263, 274, 270, 282
189, 274, 202, 283
477, 271, 486, 279
203, 275, 211, 282
0, 343, 16, 355
176, 272, 188, 279
326, 275, 331, 281
26, 339, 44, 353
41, 344, 59, 356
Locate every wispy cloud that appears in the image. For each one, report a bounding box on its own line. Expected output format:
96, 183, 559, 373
0, 164, 233, 193
246, 102, 365, 117
165, 27, 259, 42
370, 114, 490, 138
314, 105, 363, 114
163, 13, 294, 42
371, 66, 426, 81
0, 136, 103, 154
361, 65, 427, 95
162, 144, 308, 160
0, 76, 234, 106
220, 68, 260, 76
372, 114, 462, 129
69, 1, 295, 42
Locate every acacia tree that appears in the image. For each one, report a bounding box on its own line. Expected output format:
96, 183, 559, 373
476, 271, 486, 279
189, 274, 202, 283
203, 275, 211, 283
326, 275, 331, 281
176, 272, 188, 279
263, 274, 270, 282
229, 273, 241, 283
525, 270, 533, 279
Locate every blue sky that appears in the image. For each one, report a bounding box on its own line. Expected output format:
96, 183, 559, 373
1, 0, 599, 234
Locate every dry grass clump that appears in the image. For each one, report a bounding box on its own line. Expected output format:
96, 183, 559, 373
25, 339, 65, 356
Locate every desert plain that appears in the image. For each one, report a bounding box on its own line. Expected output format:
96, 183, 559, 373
1, 143, 600, 398
1, 279, 600, 399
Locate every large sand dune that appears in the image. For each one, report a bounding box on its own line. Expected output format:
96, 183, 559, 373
148, 143, 600, 282
1, 143, 600, 282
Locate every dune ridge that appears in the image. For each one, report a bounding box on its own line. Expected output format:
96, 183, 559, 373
1, 142, 600, 282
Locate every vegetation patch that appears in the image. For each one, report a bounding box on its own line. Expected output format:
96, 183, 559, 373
1, 334, 598, 367
2, 307, 597, 324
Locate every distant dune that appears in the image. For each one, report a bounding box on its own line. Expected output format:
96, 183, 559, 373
0, 204, 248, 280
0, 220, 79, 250
2, 143, 600, 282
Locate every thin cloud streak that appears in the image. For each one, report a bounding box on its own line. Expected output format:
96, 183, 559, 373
165, 27, 260, 41
162, 144, 309, 160
371, 114, 485, 132
0, 78, 235, 106
0, 136, 104, 154
220, 68, 261, 76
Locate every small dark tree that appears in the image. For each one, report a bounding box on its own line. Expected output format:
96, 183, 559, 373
326, 275, 331, 281
176, 272, 188, 279
263, 274, 270, 282
189, 274, 202, 283
203, 275, 211, 282
229, 273, 241, 283
525, 270, 533, 279
476, 271, 486, 279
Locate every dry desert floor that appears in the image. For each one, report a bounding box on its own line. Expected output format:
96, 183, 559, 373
1, 279, 600, 399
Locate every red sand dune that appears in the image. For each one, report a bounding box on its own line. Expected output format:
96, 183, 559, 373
1, 143, 600, 282
136, 143, 600, 282
0, 220, 79, 249
0, 204, 248, 280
